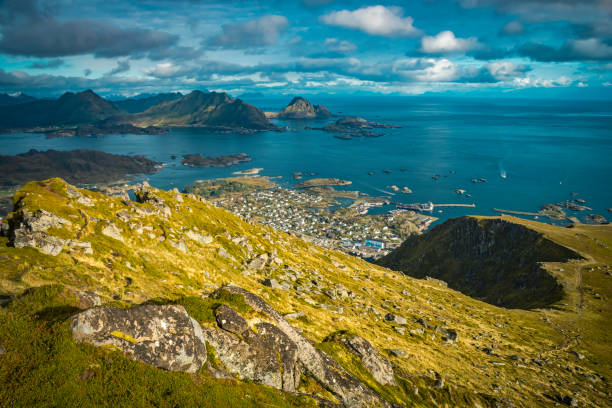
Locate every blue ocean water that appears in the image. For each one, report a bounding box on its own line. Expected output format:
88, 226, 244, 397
2, 96, 611, 224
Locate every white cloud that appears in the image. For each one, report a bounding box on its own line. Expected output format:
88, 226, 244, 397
513, 75, 574, 88
324, 38, 357, 53
321, 6, 421, 37
393, 58, 459, 82
420, 30, 481, 54
144, 62, 188, 78
486, 61, 529, 81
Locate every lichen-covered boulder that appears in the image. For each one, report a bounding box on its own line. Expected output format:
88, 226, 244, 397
340, 335, 396, 386
71, 304, 207, 373
202, 317, 301, 392
215, 304, 248, 335
215, 285, 389, 408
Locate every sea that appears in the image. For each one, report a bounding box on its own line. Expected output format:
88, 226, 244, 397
2, 96, 612, 226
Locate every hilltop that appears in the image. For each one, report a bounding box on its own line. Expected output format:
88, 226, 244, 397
130, 90, 275, 131
0, 179, 610, 407
113, 92, 184, 113
269, 97, 333, 119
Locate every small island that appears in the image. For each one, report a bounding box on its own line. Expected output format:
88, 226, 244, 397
308, 116, 401, 139
294, 177, 352, 189
181, 153, 252, 168
45, 124, 169, 138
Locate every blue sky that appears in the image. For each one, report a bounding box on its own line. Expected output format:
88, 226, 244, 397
0, 0, 611, 98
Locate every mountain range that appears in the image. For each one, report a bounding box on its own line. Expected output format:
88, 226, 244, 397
0, 89, 276, 132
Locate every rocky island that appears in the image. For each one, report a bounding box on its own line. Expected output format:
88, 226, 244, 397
308, 116, 401, 139
181, 152, 252, 168
294, 177, 352, 188
268, 96, 333, 119
44, 124, 169, 138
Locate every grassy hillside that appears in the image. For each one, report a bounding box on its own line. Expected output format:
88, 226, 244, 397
0, 179, 610, 407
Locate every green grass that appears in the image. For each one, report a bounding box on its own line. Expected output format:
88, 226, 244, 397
0, 288, 316, 408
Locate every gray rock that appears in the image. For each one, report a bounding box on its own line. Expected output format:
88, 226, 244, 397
76, 195, 94, 207
101, 222, 124, 243
341, 335, 396, 386
202, 320, 300, 392
186, 230, 213, 245
215, 305, 248, 335
68, 240, 93, 255
9, 209, 72, 256
388, 349, 406, 358
262, 278, 282, 289
13, 230, 67, 256
216, 285, 388, 407
284, 311, 306, 320
248, 254, 268, 270
384, 313, 407, 325
0, 345, 6, 355
169, 239, 188, 253
71, 304, 207, 373
409, 328, 425, 336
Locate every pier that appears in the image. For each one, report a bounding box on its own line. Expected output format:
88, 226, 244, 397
433, 203, 476, 208
493, 208, 539, 216
395, 202, 475, 212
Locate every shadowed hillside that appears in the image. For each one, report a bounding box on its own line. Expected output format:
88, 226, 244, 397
377, 216, 584, 309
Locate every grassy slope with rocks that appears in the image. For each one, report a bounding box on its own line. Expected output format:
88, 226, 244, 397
0, 179, 610, 407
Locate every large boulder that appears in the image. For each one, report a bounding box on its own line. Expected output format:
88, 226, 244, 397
215, 285, 388, 408
71, 304, 207, 373
340, 335, 396, 386
9, 209, 72, 255
202, 316, 301, 392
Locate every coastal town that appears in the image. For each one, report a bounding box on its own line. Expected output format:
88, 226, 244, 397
198, 180, 436, 259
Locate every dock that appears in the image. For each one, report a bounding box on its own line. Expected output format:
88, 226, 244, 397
493, 208, 539, 216
433, 203, 476, 208
395, 202, 475, 212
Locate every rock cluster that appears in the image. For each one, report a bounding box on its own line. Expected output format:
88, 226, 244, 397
71, 284, 392, 407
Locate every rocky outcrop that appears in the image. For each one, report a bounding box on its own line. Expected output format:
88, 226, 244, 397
339, 335, 396, 386
378, 216, 583, 309
215, 285, 388, 407
71, 304, 207, 373
67, 284, 390, 407
8, 209, 72, 256
276, 97, 332, 119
